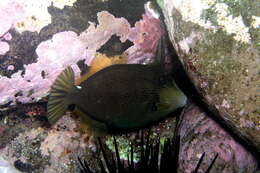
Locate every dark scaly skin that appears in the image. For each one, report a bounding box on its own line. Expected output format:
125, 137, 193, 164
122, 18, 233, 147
69, 63, 165, 130
47, 38, 187, 131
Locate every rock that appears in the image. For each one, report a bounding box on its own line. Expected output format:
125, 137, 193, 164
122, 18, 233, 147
0, 98, 180, 173
0, 103, 97, 173
160, 0, 260, 152
178, 102, 258, 173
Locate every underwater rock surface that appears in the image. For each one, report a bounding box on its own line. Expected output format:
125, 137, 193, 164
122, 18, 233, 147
0, 1, 168, 172
0, 102, 180, 173
0, 103, 98, 173
178, 102, 258, 173
160, 0, 260, 153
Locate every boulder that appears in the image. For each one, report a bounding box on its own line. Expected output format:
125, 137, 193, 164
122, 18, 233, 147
160, 0, 260, 153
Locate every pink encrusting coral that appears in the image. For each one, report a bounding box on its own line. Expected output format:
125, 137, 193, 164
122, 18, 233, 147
79, 11, 131, 65
178, 103, 258, 172
125, 3, 163, 64
128, 5, 162, 53
3, 32, 12, 41
0, 115, 88, 173
0, 4, 163, 105
0, 41, 10, 55
0, 11, 131, 104
0, 0, 26, 37
22, 31, 86, 101
0, 1, 128, 104
40, 116, 88, 173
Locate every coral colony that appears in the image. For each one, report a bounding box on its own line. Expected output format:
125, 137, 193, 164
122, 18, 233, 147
0, 2, 162, 106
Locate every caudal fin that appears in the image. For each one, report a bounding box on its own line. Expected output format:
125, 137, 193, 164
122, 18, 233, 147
47, 67, 75, 125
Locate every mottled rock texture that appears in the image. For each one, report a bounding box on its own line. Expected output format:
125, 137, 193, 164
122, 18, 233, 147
178, 102, 258, 173
0, 103, 97, 173
0, 100, 181, 173
160, 0, 260, 153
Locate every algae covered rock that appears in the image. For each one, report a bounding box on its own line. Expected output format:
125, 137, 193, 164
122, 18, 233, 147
160, 0, 260, 152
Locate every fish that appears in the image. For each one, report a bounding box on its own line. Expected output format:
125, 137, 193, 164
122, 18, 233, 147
47, 39, 187, 132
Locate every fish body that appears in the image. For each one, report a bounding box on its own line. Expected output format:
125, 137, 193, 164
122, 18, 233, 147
47, 39, 187, 131
47, 63, 186, 131
73, 64, 164, 129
